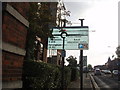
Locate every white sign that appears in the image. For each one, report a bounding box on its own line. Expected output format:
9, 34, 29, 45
48, 26, 89, 50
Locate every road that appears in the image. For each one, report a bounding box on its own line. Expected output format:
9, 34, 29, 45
91, 73, 120, 90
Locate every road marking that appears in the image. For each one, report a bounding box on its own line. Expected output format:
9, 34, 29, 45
94, 76, 111, 88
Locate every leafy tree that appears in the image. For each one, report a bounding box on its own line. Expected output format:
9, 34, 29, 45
25, 2, 56, 60
28, 2, 54, 39
66, 55, 78, 81
87, 64, 93, 71
116, 45, 120, 58
66, 55, 77, 67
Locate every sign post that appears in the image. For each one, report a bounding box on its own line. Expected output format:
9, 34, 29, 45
47, 19, 89, 90
61, 19, 67, 90
83, 56, 87, 78
79, 19, 84, 90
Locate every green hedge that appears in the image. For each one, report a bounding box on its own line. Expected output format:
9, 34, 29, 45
70, 67, 79, 81
23, 60, 71, 89
64, 67, 71, 88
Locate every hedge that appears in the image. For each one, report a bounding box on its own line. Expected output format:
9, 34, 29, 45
64, 67, 72, 88
70, 67, 79, 81
22, 60, 71, 89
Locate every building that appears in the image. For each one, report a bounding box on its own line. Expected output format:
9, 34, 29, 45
106, 58, 120, 70
2, 2, 29, 89
47, 1, 69, 66
1, 2, 67, 89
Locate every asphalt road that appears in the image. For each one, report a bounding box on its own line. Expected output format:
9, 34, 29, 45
92, 73, 120, 90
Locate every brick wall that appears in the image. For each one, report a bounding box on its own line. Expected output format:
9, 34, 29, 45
2, 2, 29, 89
2, 51, 23, 81
2, 12, 27, 49
8, 2, 29, 20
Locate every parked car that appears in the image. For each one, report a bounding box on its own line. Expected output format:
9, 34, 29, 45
94, 69, 101, 75
101, 70, 111, 74
112, 70, 118, 76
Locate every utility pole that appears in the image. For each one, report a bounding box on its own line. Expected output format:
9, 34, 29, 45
79, 19, 84, 90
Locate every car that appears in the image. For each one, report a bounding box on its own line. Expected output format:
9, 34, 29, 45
112, 70, 118, 76
101, 70, 111, 74
94, 69, 101, 75
118, 71, 120, 80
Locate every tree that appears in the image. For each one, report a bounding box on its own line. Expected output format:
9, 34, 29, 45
28, 2, 54, 39
87, 64, 93, 71
66, 55, 77, 67
25, 2, 57, 60
66, 55, 78, 81
116, 45, 120, 58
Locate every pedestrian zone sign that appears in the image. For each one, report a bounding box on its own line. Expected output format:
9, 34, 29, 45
48, 26, 89, 50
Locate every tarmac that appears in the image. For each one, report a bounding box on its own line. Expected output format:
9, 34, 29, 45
67, 73, 93, 90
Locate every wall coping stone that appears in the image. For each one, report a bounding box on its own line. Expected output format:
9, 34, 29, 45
6, 4, 29, 27
2, 42, 26, 56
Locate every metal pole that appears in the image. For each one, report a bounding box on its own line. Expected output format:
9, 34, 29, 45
61, 37, 65, 89
79, 19, 84, 90
86, 67, 87, 78
61, 19, 66, 90
79, 19, 84, 27
86, 58, 87, 78
80, 50, 83, 90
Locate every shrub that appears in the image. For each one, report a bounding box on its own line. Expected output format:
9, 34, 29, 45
70, 67, 79, 81
64, 67, 71, 88
22, 60, 71, 89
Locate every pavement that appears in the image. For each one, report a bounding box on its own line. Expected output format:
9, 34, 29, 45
67, 73, 93, 90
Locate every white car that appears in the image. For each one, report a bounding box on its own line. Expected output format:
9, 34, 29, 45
102, 70, 111, 74
112, 70, 118, 76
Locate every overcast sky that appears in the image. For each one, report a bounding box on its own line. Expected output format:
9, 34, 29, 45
64, 0, 119, 66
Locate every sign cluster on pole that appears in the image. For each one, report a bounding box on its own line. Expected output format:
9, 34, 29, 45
48, 26, 89, 50
47, 19, 89, 90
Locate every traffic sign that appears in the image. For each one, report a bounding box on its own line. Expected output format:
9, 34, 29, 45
48, 26, 89, 50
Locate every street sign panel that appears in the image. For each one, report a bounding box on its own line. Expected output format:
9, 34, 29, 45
48, 26, 89, 50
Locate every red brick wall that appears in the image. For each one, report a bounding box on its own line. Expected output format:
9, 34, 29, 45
2, 2, 29, 88
2, 12, 27, 49
2, 51, 23, 81
8, 2, 29, 19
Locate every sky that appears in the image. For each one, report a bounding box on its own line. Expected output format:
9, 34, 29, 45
63, 0, 119, 67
